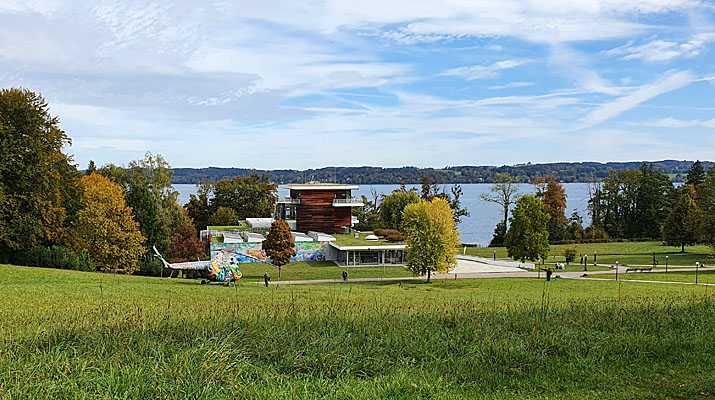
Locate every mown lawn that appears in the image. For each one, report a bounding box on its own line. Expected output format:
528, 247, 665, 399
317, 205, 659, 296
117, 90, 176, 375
597, 269, 715, 284
1, 265, 714, 399
236, 261, 413, 282
465, 241, 714, 267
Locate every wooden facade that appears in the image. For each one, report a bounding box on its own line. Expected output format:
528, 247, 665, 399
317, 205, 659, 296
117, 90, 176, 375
291, 189, 352, 234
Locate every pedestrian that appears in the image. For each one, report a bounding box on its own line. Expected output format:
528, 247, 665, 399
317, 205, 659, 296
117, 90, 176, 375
263, 272, 270, 287
342, 270, 348, 281
539, 267, 553, 281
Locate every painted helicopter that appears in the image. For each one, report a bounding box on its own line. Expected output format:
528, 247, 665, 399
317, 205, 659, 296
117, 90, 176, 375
153, 246, 269, 286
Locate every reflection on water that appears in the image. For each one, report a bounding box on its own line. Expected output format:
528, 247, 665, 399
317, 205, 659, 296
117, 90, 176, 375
174, 183, 592, 246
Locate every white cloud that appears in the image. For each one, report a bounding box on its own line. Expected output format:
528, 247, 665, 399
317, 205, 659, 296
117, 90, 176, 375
488, 82, 535, 90
441, 60, 531, 80
606, 38, 707, 62
642, 117, 700, 127
579, 70, 696, 128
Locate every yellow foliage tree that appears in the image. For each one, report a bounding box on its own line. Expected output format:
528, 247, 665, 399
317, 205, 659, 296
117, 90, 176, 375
71, 174, 145, 274
401, 197, 460, 282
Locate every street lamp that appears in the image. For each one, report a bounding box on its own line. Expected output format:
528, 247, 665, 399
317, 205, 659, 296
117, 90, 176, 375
594, 251, 597, 266
584, 254, 588, 272
665, 255, 668, 273
696, 262, 700, 285
616, 261, 619, 281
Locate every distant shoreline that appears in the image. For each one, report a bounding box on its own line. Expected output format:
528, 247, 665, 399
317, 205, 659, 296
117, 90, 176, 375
169, 160, 711, 185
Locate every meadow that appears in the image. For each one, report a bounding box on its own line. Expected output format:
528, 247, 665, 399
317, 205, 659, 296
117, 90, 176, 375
2, 264, 715, 399
466, 241, 713, 267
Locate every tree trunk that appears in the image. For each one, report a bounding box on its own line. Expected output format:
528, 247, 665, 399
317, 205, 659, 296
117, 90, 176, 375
682, 243, 684, 253
503, 207, 508, 231
278, 265, 282, 278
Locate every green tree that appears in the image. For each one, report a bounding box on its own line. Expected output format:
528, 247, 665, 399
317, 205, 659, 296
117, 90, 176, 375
85, 160, 97, 175
186, 181, 213, 233
504, 195, 550, 262
71, 174, 145, 274
420, 175, 470, 224
481, 173, 520, 247
262, 219, 296, 278
695, 166, 715, 251
126, 178, 169, 255
209, 207, 237, 226
686, 160, 705, 187
662, 188, 698, 252
211, 175, 278, 220
401, 197, 460, 283
0, 88, 82, 263
488, 221, 506, 247
380, 186, 420, 230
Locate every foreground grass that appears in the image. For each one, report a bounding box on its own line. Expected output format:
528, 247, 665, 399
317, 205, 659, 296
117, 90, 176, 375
466, 241, 714, 267
2, 265, 715, 399
597, 269, 715, 284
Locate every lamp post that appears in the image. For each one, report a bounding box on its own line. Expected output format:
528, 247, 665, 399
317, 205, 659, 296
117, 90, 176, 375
594, 251, 597, 266
696, 262, 700, 285
493, 250, 496, 261
665, 255, 668, 273
615, 261, 619, 281
584, 255, 588, 272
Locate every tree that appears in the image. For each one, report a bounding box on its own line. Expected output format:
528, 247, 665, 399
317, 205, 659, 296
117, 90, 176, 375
380, 187, 420, 230
211, 175, 278, 220
0, 88, 82, 263
401, 197, 460, 283
85, 160, 97, 175
504, 195, 550, 262
662, 188, 699, 252
686, 160, 705, 188
419, 175, 470, 225
488, 221, 506, 247
531, 176, 569, 242
262, 219, 296, 278
353, 187, 380, 230
697, 166, 715, 251
567, 210, 584, 241
166, 224, 205, 263
71, 174, 145, 273
208, 207, 237, 226
481, 173, 520, 247
186, 181, 213, 233
126, 178, 169, 255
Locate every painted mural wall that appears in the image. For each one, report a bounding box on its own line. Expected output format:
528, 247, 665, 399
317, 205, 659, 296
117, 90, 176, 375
210, 241, 327, 263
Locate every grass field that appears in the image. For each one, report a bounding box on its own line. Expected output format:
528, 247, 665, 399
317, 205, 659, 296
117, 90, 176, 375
2, 264, 715, 399
597, 269, 715, 284
465, 241, 714, 267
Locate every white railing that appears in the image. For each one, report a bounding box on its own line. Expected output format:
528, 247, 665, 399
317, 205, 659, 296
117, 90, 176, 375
333, 198, 364, 206
277, 197, 301, 204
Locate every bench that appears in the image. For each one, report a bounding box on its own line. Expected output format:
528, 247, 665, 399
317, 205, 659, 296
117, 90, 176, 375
625, 267, 653, 273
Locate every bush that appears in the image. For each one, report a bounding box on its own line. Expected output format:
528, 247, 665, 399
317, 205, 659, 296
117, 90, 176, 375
27, 246, 93, 271
385, 234, 405, 242
374, 229, 401, 237
136, 257, 164, 277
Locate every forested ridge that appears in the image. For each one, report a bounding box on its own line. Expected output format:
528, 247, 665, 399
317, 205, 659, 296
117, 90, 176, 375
171, 160, 712, 184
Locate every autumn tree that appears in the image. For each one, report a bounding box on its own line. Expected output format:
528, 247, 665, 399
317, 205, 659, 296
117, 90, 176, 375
505, 195, 550, 263
481, 173, 520, 247
662, 188, 699, 252
71, 174, 145, 273
531, 176, 569, 242
0, 88, 82, 263
167, 224, 205, 263
262, 219, 296, 278
401, 197, 460, 283
380, 186, 420, 230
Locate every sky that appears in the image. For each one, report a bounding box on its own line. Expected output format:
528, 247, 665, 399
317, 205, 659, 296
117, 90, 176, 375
1, 1, 714, 169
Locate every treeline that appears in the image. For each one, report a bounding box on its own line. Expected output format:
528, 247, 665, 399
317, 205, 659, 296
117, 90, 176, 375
170, 160, 712, 184
0, 88, 205, 274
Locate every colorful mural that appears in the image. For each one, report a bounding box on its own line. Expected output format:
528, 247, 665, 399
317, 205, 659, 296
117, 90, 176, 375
211, 241, 327, 263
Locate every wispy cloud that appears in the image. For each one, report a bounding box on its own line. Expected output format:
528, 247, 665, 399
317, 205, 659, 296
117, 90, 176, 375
488, 82, 535, 90
441, 60, 531, 80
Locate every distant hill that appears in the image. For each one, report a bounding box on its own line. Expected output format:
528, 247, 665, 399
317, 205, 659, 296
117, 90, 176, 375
171, 160, 713, 185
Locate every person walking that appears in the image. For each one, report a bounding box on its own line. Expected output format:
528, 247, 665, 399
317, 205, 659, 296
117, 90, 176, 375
539, 267, 553, 281
342, 270, 348, 281
263, 272, 270, 287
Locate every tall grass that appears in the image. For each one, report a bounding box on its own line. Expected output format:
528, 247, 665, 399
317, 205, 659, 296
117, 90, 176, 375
1, 265, 714, 399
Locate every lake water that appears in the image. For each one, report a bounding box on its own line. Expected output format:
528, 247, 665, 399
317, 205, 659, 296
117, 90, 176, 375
175, 183, 592, 246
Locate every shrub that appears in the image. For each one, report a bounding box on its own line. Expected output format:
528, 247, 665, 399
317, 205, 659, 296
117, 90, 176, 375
27, 246, 93, 271
374, 229, 401, 237
385, 234, 405, 242
136, 257, 163, 277
562, 246, 579, 263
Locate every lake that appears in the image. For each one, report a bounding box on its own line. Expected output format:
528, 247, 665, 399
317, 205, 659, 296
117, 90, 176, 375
174, 183, 592, 246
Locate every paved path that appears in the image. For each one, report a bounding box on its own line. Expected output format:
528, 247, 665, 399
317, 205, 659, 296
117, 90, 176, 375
255, 266, 715, 286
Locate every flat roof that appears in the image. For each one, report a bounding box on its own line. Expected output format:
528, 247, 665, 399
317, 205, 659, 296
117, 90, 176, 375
283, 184, 358, 190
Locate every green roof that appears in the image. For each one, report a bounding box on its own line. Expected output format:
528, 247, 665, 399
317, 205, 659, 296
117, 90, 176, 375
333, 233, 404, 247
207, 222, 251, 231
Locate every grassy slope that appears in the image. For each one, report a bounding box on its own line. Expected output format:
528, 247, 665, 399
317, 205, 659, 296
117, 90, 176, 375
237, 261, 412, 281
2, 265, 715, 399
466, 241, 713, 267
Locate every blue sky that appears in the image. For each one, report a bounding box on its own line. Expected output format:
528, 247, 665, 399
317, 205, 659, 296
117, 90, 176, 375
1, 1, 713, 169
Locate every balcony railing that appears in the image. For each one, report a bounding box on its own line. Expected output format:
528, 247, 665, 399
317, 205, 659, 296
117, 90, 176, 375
277, 197, 301, 204
332, 198, 364, 206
